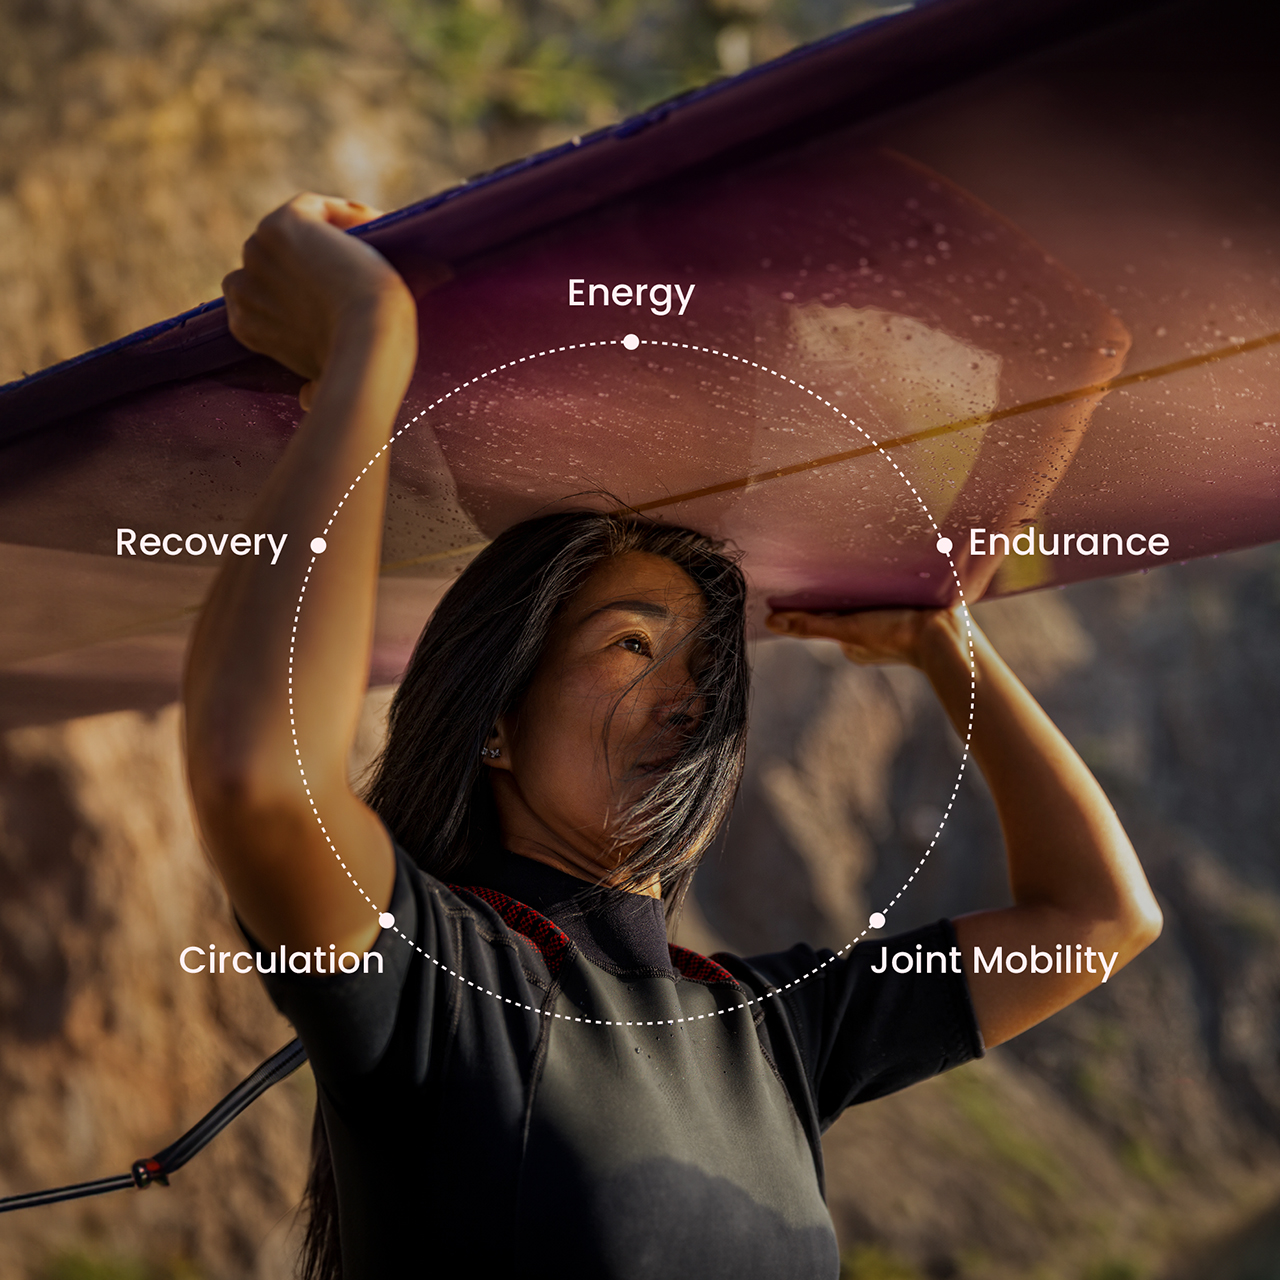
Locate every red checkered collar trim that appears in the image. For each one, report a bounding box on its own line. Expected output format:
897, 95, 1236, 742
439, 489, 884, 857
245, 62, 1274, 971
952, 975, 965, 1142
667, 944, 737, 985
451, 884, 736, 985
451, 884, 573, 976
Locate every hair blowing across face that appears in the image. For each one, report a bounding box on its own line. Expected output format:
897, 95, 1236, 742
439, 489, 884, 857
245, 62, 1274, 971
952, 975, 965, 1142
300, 509, 750, 1279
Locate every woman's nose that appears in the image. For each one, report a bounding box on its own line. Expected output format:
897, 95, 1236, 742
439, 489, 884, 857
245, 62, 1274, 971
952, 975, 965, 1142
655, 691, 701, 731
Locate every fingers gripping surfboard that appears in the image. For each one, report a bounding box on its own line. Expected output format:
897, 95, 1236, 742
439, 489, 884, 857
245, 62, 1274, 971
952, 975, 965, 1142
0, 0, 1276, 728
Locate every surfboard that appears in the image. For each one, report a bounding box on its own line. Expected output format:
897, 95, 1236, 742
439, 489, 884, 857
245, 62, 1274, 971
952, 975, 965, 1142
0, 0, 1276, 727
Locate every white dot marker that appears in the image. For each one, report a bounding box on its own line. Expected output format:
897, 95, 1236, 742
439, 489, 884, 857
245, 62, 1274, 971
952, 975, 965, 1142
869, 912, 886, 930
935, 536, 953, 555
622, 334, 640, 350
310, 537, 327, 554
378, 912, 395, 929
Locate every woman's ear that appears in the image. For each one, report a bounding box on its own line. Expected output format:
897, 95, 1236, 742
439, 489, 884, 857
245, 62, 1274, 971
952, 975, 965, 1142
481, 719, 514, 771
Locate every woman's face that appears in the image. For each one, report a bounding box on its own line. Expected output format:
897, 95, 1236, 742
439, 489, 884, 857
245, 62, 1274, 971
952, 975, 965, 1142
485, 550, 707, 891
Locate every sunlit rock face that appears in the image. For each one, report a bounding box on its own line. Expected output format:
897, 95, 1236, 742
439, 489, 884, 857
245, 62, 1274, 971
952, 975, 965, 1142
693, 546, 1280, 1279
2, 552, 1280, 1279
0, 705, 311, 1279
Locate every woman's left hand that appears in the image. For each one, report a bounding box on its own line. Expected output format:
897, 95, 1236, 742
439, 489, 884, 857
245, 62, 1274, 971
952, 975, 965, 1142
764, 605, 962, 670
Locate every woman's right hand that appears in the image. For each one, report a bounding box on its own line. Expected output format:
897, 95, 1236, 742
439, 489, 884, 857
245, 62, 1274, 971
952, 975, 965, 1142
222, 194, 414, 406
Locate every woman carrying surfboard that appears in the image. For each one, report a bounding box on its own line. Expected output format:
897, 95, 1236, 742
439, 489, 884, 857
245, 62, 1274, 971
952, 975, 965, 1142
184, 193, 1162, 1279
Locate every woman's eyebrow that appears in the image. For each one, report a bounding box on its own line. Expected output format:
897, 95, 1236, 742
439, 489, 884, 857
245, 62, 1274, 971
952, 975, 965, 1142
582, 599, 672, 623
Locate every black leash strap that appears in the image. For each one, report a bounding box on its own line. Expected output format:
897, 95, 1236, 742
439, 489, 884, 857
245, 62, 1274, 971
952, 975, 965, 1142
0, 1038, 308, 1214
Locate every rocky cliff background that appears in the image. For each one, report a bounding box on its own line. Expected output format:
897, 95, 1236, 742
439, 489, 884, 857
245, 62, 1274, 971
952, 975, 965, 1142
2, 2, 1279, 1278
697, 556, 1280, 1280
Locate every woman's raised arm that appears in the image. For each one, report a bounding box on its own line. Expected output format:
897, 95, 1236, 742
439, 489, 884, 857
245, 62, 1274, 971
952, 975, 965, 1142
765, 604, 1163, 1049
184, 194, 421, 957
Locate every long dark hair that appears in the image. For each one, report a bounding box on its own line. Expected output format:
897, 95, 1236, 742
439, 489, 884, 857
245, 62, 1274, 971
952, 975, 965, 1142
299, 509, 750, 1279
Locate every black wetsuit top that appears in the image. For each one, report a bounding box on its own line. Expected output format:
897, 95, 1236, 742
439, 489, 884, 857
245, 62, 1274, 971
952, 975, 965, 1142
258, 842, 983, 1278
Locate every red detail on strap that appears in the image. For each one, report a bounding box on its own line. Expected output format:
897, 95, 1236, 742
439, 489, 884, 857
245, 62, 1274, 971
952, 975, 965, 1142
667, 944, 736, 985
450, 884, 572, 976
130, 1157, 168, 1189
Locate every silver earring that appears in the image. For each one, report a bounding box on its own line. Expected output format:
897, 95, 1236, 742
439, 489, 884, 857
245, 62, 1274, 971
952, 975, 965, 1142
480, 746, 501, 759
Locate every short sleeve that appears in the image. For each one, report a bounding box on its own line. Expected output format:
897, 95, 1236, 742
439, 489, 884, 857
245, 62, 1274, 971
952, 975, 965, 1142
724, 919, 984, 1130
242, 840, 430, 1085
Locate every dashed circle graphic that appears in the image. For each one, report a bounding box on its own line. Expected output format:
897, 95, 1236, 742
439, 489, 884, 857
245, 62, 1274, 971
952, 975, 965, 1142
288, 337, 977, 1026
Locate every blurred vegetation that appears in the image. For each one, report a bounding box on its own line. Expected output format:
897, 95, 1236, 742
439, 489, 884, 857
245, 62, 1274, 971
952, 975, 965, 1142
1083, 1261, 1144, 1280
841, 1243, 926, 1279
38, 1254, 203, 1280
944, 1068, 1075, 1208
0, 0, 917, 167
379, 0, 914, 136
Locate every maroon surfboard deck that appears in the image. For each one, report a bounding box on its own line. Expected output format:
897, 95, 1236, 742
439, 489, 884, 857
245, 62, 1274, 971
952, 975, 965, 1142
0, 0, 1275, 726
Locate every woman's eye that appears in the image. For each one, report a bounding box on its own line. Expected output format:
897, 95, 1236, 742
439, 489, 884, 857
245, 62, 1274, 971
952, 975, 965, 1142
618, 635, 651, 657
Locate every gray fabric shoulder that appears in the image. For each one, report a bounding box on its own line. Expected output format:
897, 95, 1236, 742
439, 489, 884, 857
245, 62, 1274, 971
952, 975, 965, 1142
249, 840, 430, 1081
726, 918, 984, 1129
